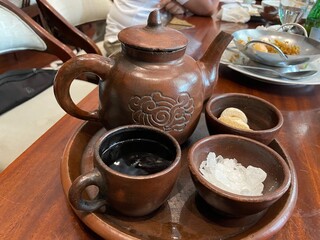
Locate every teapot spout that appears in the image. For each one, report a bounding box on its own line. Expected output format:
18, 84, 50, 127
198, 31, 233, 100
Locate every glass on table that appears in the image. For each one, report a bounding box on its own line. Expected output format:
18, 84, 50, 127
279, 0, 310, 24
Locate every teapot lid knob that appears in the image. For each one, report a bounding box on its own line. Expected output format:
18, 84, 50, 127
118, 9, 188, 52
147, 9, 162, 27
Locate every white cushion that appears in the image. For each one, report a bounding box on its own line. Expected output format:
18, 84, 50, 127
0, 80, 96, 171
8, 0, 23, 8
0, 6, 47, 54
0, 42, 105, 172
47, 0, 113, 26
8, 0, 38, 8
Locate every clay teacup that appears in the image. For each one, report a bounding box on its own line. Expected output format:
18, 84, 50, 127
68, 125, 181, 217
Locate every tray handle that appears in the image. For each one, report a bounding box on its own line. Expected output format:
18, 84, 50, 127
276, 23, 308, 37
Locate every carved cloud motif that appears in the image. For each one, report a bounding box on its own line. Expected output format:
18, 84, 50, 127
128, 92, 194, 132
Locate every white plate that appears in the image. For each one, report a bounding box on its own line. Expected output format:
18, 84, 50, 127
221, 46, 320, 85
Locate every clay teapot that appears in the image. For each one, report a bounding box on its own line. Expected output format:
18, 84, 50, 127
54, 10, 233, 144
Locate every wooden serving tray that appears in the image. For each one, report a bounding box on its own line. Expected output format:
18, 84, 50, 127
60, 114, 298, 239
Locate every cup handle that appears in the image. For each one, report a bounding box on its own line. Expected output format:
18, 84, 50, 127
54, 54, 114, 122
68, 168, 107, 212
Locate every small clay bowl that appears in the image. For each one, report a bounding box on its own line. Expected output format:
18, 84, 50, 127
205, 93, 283, 145
259, 0, 280, 24
188, 134, 291, 217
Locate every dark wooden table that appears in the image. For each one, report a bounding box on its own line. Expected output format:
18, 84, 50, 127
1, 16, 319, 239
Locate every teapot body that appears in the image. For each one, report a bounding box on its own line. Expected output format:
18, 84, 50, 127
99, 53, 205, 144
53, 10, 233, 144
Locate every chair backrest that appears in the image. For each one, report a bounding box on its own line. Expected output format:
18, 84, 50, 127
36, 0, 113, 55
0, 0, 75, 62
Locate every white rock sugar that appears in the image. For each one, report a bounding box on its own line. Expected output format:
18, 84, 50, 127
199, 152, 267, 196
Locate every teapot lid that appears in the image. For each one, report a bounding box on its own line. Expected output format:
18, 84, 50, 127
118, 10, 188, 52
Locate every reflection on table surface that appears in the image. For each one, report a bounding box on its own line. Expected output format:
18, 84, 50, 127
0, 14, 319, 240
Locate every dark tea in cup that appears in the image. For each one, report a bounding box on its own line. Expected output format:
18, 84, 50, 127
68, 125, 181, 217
101, 138, 175, 176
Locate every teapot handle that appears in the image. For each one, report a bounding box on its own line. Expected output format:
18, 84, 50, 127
54, 54, 114, 121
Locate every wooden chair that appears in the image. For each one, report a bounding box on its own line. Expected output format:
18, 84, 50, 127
0, 0, 75, 69
0, 0, 98, 171
36, 0, 113, 55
